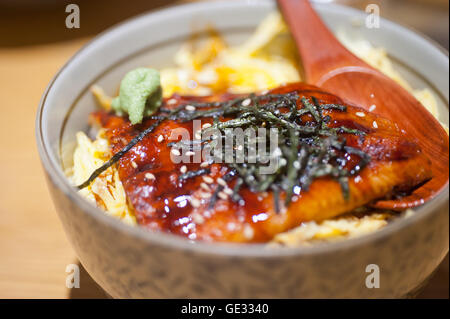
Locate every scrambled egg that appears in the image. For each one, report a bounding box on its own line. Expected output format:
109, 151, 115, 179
72, 11, 445, 245
160, 12, 300, 96
72, 130, 136, 225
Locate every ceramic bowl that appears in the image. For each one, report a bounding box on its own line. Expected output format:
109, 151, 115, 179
36, 0, 449, 298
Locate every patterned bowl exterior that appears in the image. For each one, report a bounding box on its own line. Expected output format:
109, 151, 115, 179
37, 0, 449, 298
45, 171, 448, 298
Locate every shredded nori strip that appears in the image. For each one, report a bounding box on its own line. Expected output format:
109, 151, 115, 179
272, 185, 281, 214
178, 168, 210, 181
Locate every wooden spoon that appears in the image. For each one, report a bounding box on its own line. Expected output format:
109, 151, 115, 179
278, 0, 449, 210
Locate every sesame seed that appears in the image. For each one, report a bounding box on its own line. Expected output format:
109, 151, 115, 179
243, 225, 254, 239
217, 177, 227, 186
356, 112, 366, 117
145, 173, 155, 180
188, 233, 196, 240
167, 98, 177, 105
157, 135, 164, 143
370, 93, 375, 98
372, 121, 378, 129
202, 123, 212, 129
180, 165, 187, 174
202, 176, 214, 184
171, 148, 181, 156
223, 187, 233, 195
189, 197, 201, 208
131, 161, 138, 169
199, 192, 212, 199
192, 213, 205, 224
185, 105, 196, 111
241, 98, 251, 107
200, 183, 210, 191
218, 191, 228, 200
369, 104, 376, 112
200, 161, 209, 168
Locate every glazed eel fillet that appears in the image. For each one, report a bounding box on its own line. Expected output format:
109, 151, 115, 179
90, 83, 432, 243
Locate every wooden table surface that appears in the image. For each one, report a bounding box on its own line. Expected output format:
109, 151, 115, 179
0, 0, 447, 299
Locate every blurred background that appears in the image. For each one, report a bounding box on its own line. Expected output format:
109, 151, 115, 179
0, 0, 448, 298
0, 0, 448, 48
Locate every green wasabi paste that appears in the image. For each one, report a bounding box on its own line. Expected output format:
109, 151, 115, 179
111, 67, 162, 125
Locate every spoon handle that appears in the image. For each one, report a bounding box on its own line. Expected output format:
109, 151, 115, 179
277, 0, 369, 83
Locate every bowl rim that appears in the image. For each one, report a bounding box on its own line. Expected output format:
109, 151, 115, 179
36, 0, 449, 258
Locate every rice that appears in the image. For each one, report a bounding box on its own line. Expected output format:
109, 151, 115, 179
271, 213, 391, 246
